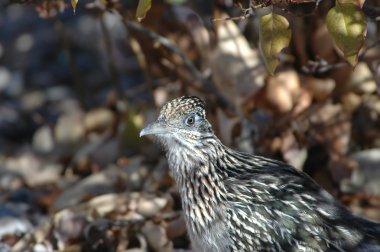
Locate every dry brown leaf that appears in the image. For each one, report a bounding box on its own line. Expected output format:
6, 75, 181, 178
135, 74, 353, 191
349, 62, 376, 94
208, 13, 265, 109
84, 108, 116, 133
303, 76, 336, 101
265, 70, 301, 113
281, 131, 307, 170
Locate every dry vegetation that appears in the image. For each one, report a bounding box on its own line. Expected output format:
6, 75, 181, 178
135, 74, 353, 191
0, 0, 380, 251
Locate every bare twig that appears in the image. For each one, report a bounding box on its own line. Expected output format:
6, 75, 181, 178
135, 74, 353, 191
54, 19, 86, 105
301, 57, 349, 74
211, 7, 255, 23
99, 13, 127, 101
358, 40, 380, 60
118, 18, 236, 112
363, 0, 380, 20
123, 21, 204, 84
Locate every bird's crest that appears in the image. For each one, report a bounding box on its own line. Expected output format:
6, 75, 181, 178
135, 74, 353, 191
159, 96, 206, 121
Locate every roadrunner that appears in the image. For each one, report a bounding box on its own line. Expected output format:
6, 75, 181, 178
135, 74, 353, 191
140, 96, 380, 251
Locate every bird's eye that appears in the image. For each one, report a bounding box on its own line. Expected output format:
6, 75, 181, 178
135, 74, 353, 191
185, 115, 195, 126
185, 113, 202, 126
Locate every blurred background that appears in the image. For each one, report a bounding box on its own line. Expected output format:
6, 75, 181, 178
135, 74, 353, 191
0, 0, 379, 251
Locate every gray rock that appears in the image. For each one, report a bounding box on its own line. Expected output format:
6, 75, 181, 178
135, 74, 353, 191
341, 149, 380, 195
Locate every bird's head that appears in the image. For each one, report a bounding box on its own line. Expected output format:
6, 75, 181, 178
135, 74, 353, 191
140, 96, 214, 149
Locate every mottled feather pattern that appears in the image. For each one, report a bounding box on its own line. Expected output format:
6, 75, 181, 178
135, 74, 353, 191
159, 96, 206, 122
140, 96, 380, 252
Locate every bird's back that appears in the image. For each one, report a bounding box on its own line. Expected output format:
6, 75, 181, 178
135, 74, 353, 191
220, 149, 380, 251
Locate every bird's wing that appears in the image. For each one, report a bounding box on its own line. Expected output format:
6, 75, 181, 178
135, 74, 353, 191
220, 151, 380, 251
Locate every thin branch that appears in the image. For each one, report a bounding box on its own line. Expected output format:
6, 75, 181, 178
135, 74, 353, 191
358, 40, 380, 60
99, 12, 127, 101
118, 18, 236, 112
54, 19, 86, 105
301, 57, 349, 74
363, 0, 380, 20
123, 21, 204, 84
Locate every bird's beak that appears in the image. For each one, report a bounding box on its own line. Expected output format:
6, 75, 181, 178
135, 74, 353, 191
139, 120, 170, 137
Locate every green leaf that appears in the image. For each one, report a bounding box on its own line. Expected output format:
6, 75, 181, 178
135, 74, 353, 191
326, 3, 366, 65
71, 0, 78, 13
136, 0, 152, 22
259, 13, 291, 75
121, 109, 143, 150
337, 0, 356, 3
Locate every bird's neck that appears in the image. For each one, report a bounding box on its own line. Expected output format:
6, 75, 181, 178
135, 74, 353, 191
166, 136, 226, 186
167, 137, 228, 234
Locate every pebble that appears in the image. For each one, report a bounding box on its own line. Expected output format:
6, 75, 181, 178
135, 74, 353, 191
137, 196, 168, 218
142, 221, 172, 252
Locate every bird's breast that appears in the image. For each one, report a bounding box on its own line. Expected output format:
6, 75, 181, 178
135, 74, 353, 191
172, 166, 231, 251
181, 191, 231, 252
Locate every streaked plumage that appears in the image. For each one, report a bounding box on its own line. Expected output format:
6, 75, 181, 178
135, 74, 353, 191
140, 96, 380, 252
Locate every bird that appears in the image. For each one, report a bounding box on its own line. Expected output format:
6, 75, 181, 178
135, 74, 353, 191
140, 96, 380, 252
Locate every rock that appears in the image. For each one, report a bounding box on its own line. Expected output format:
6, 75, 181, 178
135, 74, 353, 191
3, 153, 62, 187
341, 92, 362, 114
0, 217, 32, 238
350, 63, 376, 94
54, 210, 88, 248
33, 243, 53, 252
124, 211, 145, 222
0, 67, 11, 92
32, 125, 54, 153
0, 170, 24, 191
0, 243, 11, 252
55, 112, 85, 146
341, 149, 380, 195
45, 86, 72, 103
84, 108, 115, 133
142, 221, 172, 252
0, 68, 23, 96
52, 166, 122, 210
21, 91, 45, 112
85, 193, 128, 216
137, 196, 168, 218
303, 76, 335, 101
